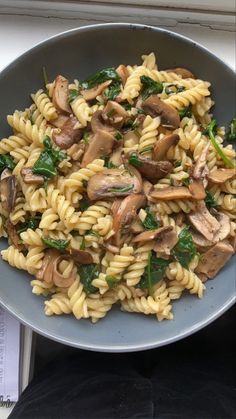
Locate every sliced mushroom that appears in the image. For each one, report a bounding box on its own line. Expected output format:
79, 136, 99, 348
52, 116, 82, 149
110, 145, 123, 167
188, 201, 220, 242
21, 168, 44, 185
52, 255, 76, 287
5, 220, 22, 250
174, 212, 185, 227
81, 80, 112, 101
196, 241, 234, 279
50, 114, 70, 129
228, 235, 236, 252
102, 101, 128, 129
124, 152, 173, 182
87, 167, 142, 201
81, 130, 117, 167
142, 95, 180, 129
166, 67, 195, 79
207, 168, 235, 184
1, 169, 12, 180
190, 229, 213, 249
116, 64, 129, 86
154, 227, 178, 255
189, 179, 206, 200
52, 75, 71, 114
90, 110, 115, 134
0, 174, 17, 212
112, 194, 146, 246
130, 219, 145, 234
36, 249, 60, 282
150, 186, 192, 201
69, 248, 93, 264
153, 133, 179, 161
213, 212, 231, 242
193, 143, 210, 180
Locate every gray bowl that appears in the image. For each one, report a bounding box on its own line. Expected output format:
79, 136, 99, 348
0, 23, 235, 352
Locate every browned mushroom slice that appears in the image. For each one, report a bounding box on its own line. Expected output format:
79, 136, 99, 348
196, 241, 234, 279
116, 64, 129, 86
130, 219, 145, 234
125, 152, 173, 182
69, 248, 93, 265
153, 133, 179, 161
150, 186, 192, 201
102, 101, 128, 129
188, 201, 220, 242
81, 80, 112, 101
228, 235, 236, 252
0, 174, 17, 212
213, 212, 231, 242
133, 226, 178, 254
50, 114, 70, 129
190, 229, 213, 249
193, 143, 210, 180
81, 130, 116, 167
52, 255, 76, 287
207, 168, 235, 184
21, 168, 44, 185
90, 110, 115, 134
52, 75, 71, 114
112, 194, 146, 246
166, 67, 195, 79
189, 179, 206, 200
142, 95, 180, 129
36, 249, 60, 282
52, 116, 82, 149
5, 220, 22, 250
87, 168, 142, 200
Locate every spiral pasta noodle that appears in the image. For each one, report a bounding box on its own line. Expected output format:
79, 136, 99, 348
31, 89, 58, 121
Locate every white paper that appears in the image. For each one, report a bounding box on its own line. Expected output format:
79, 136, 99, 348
0, 307, 20, 403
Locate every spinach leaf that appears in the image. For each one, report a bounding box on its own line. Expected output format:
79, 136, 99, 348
32, 136, 65, 178
204, 119, 235, 168
226, 118, 236, 142
128, 152, 142, 167
80, 236, 86, 250
142, 209, 159, 230
79, 264, 99, 294
115, 131, 123, 141
205, 191, 218, 209
174, 160, 182, 167
182, 177, 190, 186
17, 216, 41, 234
122, 102, 132, 111
0, 154, 16, 174
79, 196, 90, 211
105, 275, 119, 288
42, 238, 69, 251
104, 81, 121, 100
108, 185, 134, 193
140, 76, 163, 100
171, 227, 197, 269
104, 157, 117, 169
68, 89, 79, 103
138, 252, 169, 295
81, 67, 120, 89
178, 105, 192, 119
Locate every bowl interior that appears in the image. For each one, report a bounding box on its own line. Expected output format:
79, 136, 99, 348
0, 23, 235, 351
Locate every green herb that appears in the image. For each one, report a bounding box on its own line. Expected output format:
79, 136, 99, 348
81, 67, 120, 89
128, 152, 142, 167
80, 236, 86, 250
133, 129, 141, 138
104, 157, 117, 169
17, 216, 41, 234
42, 238, 69, 251
182, 177, 190, 186
178, 105, 192, 119
79, 264, 99, 294
140, 76, 163, 100
32, 136, 65, 178
79, 196, 90, 211
174, 160, 182, 168
165, 84, 185, 95
104, 81, 121, 100
105, 275, 119, 288
226, 118, 236, 141
68, 89, 79, 103
137, 108, 145, 114
87, 230, 100, 238
122, 102, 132, 111
205, 191, 218, 209
107, 108, 115, 118
108, 185, 134, 193
142, 209, 159, 230
42, 66, 49, 88
204, 119, 235, 168
138, 252, 169, 295
83, 131, 90, 144
171, 227, 197, 269
0, 154, 16, 174
115, 131, 123, 141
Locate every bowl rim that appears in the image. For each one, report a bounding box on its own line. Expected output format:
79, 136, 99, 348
0, 22, 235, 352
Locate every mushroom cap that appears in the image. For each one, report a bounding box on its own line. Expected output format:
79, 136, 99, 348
81, 129, 116, 168
81, 80, 112, 101
52, 75, 71, 114
166, 67, 195, 79
153, 133, 179, 161
125, 151, 173, 182
0, 174, 17, 212
102, 101, 128, 130
207, 168, 235, 184
150, 186, 192, 201
142, 95, 180, 129
188, 201, 220, 242
69, 248, 93, 264
90, 110, 116, 134
189, 179, 206, 200
52, 116, 82, 149
21, 168, 44, 185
